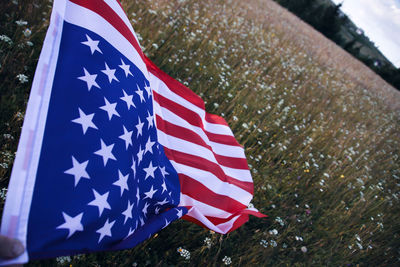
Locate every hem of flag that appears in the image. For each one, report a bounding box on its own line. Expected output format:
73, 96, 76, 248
28, 207, 189, 261
0, 1, 68, 265
182, 207, 266, 234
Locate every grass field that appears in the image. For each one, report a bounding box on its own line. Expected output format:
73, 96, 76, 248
1, 0, 399, 266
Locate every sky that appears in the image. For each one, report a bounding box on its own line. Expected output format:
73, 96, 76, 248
331, 0, 400, 68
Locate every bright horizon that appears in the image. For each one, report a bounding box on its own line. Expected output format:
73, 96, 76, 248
331, 0, 400, 68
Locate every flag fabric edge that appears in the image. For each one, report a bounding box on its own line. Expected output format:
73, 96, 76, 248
0, 0, 69, 265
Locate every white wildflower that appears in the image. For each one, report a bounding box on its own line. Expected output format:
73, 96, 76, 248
16, 74, 28, 83
222, 256, 232, 265
177, 247, 190, 260
15, 20, 28, 26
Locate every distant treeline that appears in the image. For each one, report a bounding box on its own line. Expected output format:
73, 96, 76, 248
274, 0, 400, 90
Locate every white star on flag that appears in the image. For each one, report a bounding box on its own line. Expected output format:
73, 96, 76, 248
161, 180, 168, 193
100, 97, 120, 120
144, 84, 151, 98
88, 189, 111, 216
56, 212, 84, 238
143, 185, 158, 199
81, 34, 102, 54
94, 139, 116, 166
146, 112, 154, 129
78, 68, 100, 91
135, 85, 145, 103
144, 137, 155, 154
136, 188, 140, 206
157, 198, 168, 206
119, 58, 132, 77
64, 156, 90, 186
136, 117, 144, 137
160, 166, 169, 177
119, 125, 133, 149
142, 202, 150, 216
143, 161, 157, 179
131, 156, 136, 177
122, 201, 134, 224
125, 226, 135, 240
72, 108, 98, 134
120, 89, 135, 110
137, 145, 144, 165
96, 219, 115, 243
101, 62, 119, 83
113, 170, 129, 196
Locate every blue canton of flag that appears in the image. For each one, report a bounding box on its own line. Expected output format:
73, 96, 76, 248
26, 21, 187, 259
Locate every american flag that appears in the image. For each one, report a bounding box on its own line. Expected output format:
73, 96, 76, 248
0, 0, 264, 264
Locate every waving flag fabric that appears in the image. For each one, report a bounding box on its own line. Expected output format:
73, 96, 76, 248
0, 0, 264, 265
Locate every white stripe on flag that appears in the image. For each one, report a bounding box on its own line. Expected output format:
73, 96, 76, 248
171, 161, 253, 205
157, 131, 253, 182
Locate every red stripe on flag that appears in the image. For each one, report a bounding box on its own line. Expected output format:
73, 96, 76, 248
69, 0, 145, 61
179, 174, 247, 213
226, 214, 249, 233
163, 147, 254, 194
153, 91, 241, 147
205, 113, 229, 126
206, 131, 243, 147
156, 115, 249, 169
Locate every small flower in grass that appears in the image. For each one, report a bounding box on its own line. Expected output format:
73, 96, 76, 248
301, 246, 307, 253
269, 229, 278, 235
204, 237, 212, 248
15, 20, 28, 26
23, 28, 32, 37
260, 239, 268, 248
56, 256, 71, 264
16, 74, 28, 84
0, 35, 13, 45
270, 240, 277, 247
222, 256, 232, 265
295, 236, 303, 242
177, 247, 190, 260
0, 188, 7, 201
